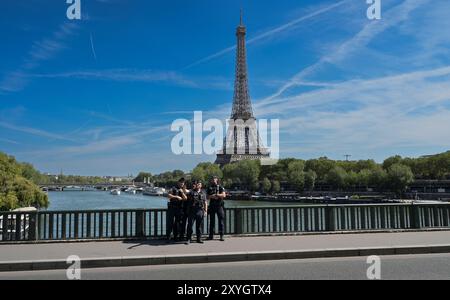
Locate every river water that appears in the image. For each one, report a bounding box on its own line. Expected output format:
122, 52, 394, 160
46, 191, 294, 211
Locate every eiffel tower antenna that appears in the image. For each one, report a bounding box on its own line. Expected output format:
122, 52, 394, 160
231, 8, 253, 120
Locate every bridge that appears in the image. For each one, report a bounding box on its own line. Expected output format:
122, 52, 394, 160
1, 203, 449, 242
1, 203, 450, 277
40, 183, 137, 188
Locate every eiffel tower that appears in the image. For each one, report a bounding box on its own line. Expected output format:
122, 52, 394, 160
215, 11, 270, 166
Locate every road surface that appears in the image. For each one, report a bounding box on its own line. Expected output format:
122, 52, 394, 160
1, 254, 449, 280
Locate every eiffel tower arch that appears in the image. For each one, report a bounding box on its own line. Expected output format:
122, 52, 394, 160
215, 12, 270, 166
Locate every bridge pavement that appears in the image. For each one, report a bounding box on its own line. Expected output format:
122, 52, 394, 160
1, 231, 450, 271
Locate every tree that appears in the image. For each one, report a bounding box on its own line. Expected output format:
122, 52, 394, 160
0, 152, 49, 211
287, 161, 305, 192
326, 166, 347, 190
134, 172, 153, 183
355, 160, 378, 172
261, 178, 272, 194
192, 163, 222, 184
20, 163, 47, 184
387, 164, 414, 196
271, 180, 281, 194
233, 160, 261, 191
305, 157, 335, 181
369, 166, 388, 190
191, 166, 207, 183
383, 155, 403, 170
223, 163, 238, 186
0, 193, 18, 211
172, 170, 185, 180
345, 171, 359, 190
304, 170, 317, 192
358, 169, 371, 189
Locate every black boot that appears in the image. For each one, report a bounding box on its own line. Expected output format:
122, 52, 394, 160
220, 235, 225, 242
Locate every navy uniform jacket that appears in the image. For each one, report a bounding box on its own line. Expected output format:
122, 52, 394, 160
169, 187, 185, 208
187, 189, 207, 211
207, 185, 225, 207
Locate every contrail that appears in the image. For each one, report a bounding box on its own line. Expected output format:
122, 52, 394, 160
183, 0, 348, 70
90, 33, 97, 61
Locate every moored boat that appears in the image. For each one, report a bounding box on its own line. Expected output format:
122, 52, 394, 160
110, 189, 121, 196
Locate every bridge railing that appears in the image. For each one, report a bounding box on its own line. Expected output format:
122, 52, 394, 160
1, 203, 449, 243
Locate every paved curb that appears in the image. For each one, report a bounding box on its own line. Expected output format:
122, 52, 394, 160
1, 244, 450, 272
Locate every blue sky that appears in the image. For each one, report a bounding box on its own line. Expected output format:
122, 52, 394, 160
1, 0, 450, 176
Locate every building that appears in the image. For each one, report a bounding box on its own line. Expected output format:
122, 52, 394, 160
215, 12, 270, 166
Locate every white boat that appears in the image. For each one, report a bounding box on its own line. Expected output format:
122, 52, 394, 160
143, 187, 166, 197
125, 187, 137, 195
110, 189, 121, 196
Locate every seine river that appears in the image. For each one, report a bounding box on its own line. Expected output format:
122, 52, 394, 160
46, 191, 293, 211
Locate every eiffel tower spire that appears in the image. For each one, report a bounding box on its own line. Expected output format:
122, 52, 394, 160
231, 10, 254, 121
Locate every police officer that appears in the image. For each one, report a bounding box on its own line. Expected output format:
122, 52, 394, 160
207, 176, 227, 241
179, 187, 191, 241
186, 180, 207, 244
166, 178, 188, 242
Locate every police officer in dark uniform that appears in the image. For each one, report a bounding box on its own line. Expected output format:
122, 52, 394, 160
166, 178, 188, 242
207, 176, 227, 241
186, 180, 207, 244
179, 187, 191, 241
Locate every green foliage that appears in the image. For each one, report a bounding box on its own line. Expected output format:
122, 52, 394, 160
387, 163, 414, 195
152, 170, 187, 187
223, 160, 260, 191
271, 180, 281, 193
261, 178, 272, 194
134, 172, 152, 183
0, 152, 49, 211
383, 155, 403, 171
137, 151, 450, 195
287, 160, 305, 192
345, 171, 359, 189
304, 170, 317, 191
191, 163, 222, 183
326, 166, 347, 190
358, 169, 371, 188
368, 166, 388, 189
305, 157, 335, 181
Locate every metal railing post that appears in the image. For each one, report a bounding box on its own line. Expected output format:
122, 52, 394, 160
135, 211, 145, 238
235, 209, 243, 234
325, 205, 335, 232
410, 204, 421, 229
28, 212, 38, 241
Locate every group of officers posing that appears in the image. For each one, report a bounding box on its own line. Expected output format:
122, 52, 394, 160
167, 176, 226, 244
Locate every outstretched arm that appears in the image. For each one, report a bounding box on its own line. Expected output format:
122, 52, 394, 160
168, 192, 182, 201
